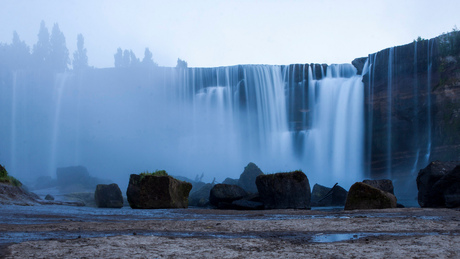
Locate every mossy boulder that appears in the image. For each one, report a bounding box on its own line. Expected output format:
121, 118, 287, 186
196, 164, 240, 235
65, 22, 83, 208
345, 182, 397, 210
126, 174, 192, 209
255, 170, 311, 209
362, 179, 394, 195
95, 183, 123, 208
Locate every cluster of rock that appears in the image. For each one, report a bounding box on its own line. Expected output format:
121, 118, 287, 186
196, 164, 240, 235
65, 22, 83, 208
8, 159, 460, 211
191, 162, 400, 211
188, 162, 264, 208
208, 171, 312, 210
417, 161, 460, 208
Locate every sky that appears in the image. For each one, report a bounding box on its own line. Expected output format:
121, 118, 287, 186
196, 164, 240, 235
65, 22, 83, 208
0, 0, 459, 68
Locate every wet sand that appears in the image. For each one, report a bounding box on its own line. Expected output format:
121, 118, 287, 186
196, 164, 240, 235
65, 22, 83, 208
1, 207, 460, 258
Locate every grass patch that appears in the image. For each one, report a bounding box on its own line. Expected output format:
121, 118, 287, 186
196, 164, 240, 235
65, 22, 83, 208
0, 164, 22, 187
139, 170, 168, 180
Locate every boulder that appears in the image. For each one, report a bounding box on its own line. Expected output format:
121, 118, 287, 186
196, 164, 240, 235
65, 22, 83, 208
417, 161, 459, 207
311, 183, 348, 207
311, 184, 330, 206
222, 178, 238, 185
32, 176, 57, 190
126, 174, 192, 209
255, 170, 311, 209
231, 199, 264, 210
429, 165, 460, 208
94, 183, 123, 208
56, 166, 91, 190
188, 183, 213, 207
45, 194, 55, 201
362, 179, 394, 195
238, 162, 264, 193
345, 182, 397, 210
209, 184, 248, 209
56, 166, 111, 193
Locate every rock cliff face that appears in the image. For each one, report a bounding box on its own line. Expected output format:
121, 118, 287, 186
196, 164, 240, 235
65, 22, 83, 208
360, 32, 460, 183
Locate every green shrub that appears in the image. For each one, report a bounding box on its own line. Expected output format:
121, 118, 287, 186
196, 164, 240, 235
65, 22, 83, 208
0, 165, 7, 178
439, 28, 460, 57
0, 164, 22, 187
139, 170, 168, 180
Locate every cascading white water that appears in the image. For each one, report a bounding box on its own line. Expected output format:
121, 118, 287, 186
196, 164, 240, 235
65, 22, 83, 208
425, 39, 433, 165
49, 73, 70, 175
387, 47, 394, 179
10, 72, 18, 174
302, 64, 364, 187
0, 64, 365, 189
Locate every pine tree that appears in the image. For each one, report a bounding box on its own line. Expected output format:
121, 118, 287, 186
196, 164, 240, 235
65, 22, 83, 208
122, 49, 131, 67
72, 34, 88, 70
129, 50, 140, 67
32, 20, 50, 68
142, 48, 158, 68
114, 48, 123, 67
9, 31, 30, 70
49, 23, 69, 72
176, 58, 188, 69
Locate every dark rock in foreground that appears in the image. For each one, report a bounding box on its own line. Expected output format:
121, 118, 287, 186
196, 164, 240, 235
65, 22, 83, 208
126, 174, 192, 209
95, 183, 123, 208
238, 162, 264, 193
417, 161, 460, 208
311, 183, 347, 207
362, 179, 394, 195
256, 170, 311, 209
188, 183, 213, 207
345, 182, 397, 210
209, 184, 248, 209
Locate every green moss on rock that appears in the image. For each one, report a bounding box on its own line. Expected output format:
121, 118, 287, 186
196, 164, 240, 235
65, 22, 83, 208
0, 164, 22, 187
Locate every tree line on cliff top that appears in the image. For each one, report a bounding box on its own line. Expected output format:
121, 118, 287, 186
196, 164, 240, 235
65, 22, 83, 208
0, 20, 188, 72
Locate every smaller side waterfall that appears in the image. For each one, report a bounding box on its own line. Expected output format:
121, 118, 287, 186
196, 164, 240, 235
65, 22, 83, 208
49, 73, 70, 175
302, 64, 364, 187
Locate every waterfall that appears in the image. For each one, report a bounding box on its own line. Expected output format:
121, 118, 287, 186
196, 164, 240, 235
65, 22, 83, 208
363, 40, 435, 198
425, 39, 434, 165
387, 47, 394, 179
0, 64, 365, 188
10, 72, 18, 174
49, 73, 70, 175
303, 64, 364, 186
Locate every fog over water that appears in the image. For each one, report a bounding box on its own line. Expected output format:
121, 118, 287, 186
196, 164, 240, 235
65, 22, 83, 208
0, 1, 459, 192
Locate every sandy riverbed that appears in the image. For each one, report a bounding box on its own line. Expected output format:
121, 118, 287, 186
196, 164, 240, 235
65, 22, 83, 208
1, 207, 460, 258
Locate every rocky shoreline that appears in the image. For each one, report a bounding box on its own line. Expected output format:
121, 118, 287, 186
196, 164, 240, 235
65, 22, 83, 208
1, 207, 460, 258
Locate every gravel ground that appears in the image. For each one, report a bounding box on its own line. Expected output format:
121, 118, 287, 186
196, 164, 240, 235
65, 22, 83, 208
2, 207, 460, 258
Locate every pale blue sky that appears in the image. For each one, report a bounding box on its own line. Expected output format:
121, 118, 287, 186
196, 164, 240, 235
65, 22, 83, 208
1, 0, 459, 68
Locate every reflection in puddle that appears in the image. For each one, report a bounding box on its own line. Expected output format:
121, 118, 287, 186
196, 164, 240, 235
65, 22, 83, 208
310, 232, 455, 243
